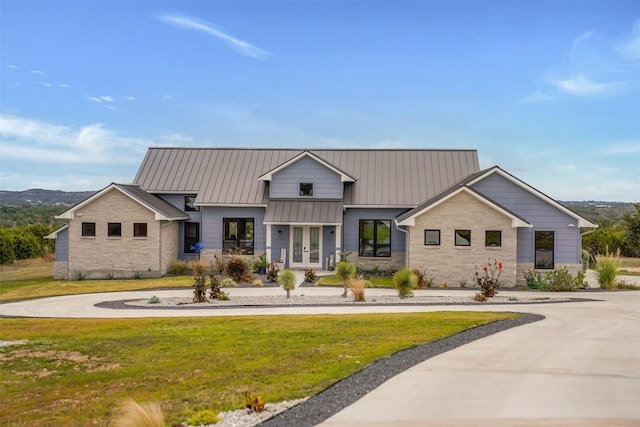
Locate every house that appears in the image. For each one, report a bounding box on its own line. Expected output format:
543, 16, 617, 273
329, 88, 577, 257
48, 148, 597, 285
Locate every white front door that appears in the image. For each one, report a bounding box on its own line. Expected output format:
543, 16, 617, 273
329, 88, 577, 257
290, 226, 322, 269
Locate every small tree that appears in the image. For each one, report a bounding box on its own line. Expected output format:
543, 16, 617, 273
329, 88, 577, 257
192, 261, 208, 303
475, 259, 503, 298
336, 261, 357, 297
278, 269, 296, 298
393, 268, 418, 298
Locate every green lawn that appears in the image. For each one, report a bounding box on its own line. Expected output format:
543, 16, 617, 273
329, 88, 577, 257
316, 274, 395, 287
0, 312, 516, 426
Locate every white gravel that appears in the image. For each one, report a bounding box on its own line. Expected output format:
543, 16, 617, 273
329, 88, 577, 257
201, 398, 308, 427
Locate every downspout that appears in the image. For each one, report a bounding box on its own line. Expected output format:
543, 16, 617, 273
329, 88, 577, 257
394, 220, 409, 268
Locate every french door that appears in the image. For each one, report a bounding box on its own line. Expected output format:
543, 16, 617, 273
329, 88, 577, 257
290, 226, 322, 269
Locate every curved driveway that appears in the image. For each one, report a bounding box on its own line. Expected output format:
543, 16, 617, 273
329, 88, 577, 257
1, 287, 639, 426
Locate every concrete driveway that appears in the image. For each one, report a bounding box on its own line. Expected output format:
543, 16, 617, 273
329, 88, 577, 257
1, 286, 639, 426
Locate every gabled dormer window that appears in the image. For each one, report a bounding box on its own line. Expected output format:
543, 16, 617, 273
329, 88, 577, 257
299, 183, 314, 197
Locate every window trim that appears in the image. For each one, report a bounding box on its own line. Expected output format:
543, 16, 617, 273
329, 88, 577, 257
184, 196, 200, 212
535, 230, 555, 269
485, 230, 502, 247
184, 222, 200, 254
424, 229, 441, 246
107, 222, 122, 238
454, 229, 471, 247
133, 222, 148, 238
81, 222, 96, 237
358, 219, 392, 258
299, 182, 314, 197
223, 218, 255, 255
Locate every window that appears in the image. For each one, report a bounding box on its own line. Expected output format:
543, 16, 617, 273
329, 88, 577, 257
185, 196, 199, 212
223, 218, 254, 255
535, 231, 554, 269
299, 183, 313, 197
82, 222, 96, 237
359, 220, 391, 257
134, 223, 148, 237
455, 229, 471, 246
485, 230, 502, 247
424, 229, 441, 246
184, 222, 200, 253
107, 223, 121, 237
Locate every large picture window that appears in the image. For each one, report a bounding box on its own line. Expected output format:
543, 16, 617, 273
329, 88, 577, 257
535, 231, 554, 269
223, 218, 254, 255
184, 222, 200, 254
359, 220, 391, 257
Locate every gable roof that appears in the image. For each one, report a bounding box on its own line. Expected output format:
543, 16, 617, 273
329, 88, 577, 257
133, 148, 480, 207
258, 150, 356, 183
396, 185, 531, 228
466, 166, 598, 228
56, 183, 189, 221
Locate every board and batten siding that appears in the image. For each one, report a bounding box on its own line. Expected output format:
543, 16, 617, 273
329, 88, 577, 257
270, 157, 343, 199
472, 173, 581, 264
54, 227, 69, 262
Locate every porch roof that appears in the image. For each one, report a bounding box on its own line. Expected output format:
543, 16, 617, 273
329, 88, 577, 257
265, 200, 344, 225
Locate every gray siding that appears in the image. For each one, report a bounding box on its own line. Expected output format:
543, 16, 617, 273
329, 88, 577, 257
55, 227, 69, 262
201, 206, 266, 255
270, 225, 290, 266
159, 194, 203, 258
323, 226, 337, 267
343, 208, 407, 255
271, 156, 343, 199
472, 174, 580, 264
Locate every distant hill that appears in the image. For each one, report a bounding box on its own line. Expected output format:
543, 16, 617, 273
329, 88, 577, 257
561, 201, 636, 224
0, 189, 95, 207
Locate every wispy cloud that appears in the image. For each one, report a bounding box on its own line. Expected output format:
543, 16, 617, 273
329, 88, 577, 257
125, 96, 135, 101
520, 90, 556, 104
161, 133, 193, 143
30, 69, 46, 76
59, 83, 72, 89
570, 30, 595, 61
87, 95, 114, 104
157, 14, 270, 59
603, 139, 640, 155
616, 18, 640, 59
552, 74, 634, 96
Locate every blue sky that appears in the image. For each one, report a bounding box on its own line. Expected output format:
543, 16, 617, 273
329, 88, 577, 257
1, 1, 639, 202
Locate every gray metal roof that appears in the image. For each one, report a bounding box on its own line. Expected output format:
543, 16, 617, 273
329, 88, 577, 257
133, 148, 480, 206
265, 201, 344, 224
116, 184, 190, 220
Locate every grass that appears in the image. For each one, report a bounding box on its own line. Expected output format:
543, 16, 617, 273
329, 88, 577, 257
0, 312, 516, 426
620, 257, 640, 269
317, 274, 395, 287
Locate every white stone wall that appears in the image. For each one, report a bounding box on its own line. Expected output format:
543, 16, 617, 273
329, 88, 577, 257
407, 191, 518, 287
67, 189, 174, 279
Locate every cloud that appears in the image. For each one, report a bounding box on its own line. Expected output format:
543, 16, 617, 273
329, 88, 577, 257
157, 14, 270, 59
160, 133, 194, 143
552, 74, 633, 96
603, 139, 640, 155
0, 114, 150, 164
125, 96, 135, 101
520, 90, 556, 104
616, 19, 640, 59
87, 95, 115, 104
59, 84, 72, 89
7, 65, 21, 70
570, 30, 595, 60
30, 69, 46, 75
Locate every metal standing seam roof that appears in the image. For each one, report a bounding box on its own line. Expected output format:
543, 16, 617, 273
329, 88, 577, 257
133, 148, 480, 207
264, 200, 344, 224
116, 184, 190, 220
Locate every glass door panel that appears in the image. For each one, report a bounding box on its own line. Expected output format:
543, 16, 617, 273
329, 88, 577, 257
292, 227, 303, 263
309, 227, 320, 264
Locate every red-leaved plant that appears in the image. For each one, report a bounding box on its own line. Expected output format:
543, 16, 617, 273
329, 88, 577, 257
475, 259, 503, 298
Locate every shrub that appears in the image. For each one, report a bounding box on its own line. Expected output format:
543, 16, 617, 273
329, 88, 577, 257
538, 267, 576, 291
596, 248, 621, 290
474, 259, 502, 297
304, 268, 316, 283
523, 269, 542, 289
112, 400, 164, 427
220, 277, 238, 288
424, 276, 434, 288
148, 295, 160, 304
413, 268, 427, 288
167, 259, 190, 275
0, 230, 15, 264
245, 391, 265, 413
581, 249, 591, 271
474, 292, 487, 302
393, 268, 418, 298
267, 263, 279, 282
348, 276, 366, 302
225, 256, 252, 283
187, 410, 220, 426
192, 261, 208, 303
208, 275, 228, 300
278, 269, 296, 298
253, 279, 263, 287
336, 261, 357, 297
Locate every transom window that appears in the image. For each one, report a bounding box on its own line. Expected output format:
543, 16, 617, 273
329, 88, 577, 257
455, 229, 471, 246
424, 229, 441, 246
223, 218, 254, 255
535, 231, 554, 269
107, 223, 122, 237
299, 183, 314, 197
184, 222, 200, 254
359, 220, 391, 257
185, 196, 199, 212
81, 222, 96, 237
134, 223, 148, 237
485, 230, 502, 247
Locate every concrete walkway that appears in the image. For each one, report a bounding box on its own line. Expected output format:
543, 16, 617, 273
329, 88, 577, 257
1, 279, 639, 426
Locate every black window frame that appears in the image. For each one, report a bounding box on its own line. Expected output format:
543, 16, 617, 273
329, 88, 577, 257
184, 222, 200, 254
107, 222, 122, 237
185, 196, 200, 212
424, 229, 441, 246
81, 222, 96, 237
133, 222, 148, 238
455, 229, 471, 247
299, 182, 314, 197
485, 230, 502, 247
223, 218, 254, 255
535, 230, 555, 269
359, 219, 391, 258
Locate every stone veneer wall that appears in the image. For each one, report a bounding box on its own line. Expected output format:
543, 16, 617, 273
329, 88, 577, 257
352, 252, 406, 271
407, 191, 519, 287
67, 189, 170, 279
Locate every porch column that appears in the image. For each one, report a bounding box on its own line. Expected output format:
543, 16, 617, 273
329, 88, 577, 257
265, 224, 272, 262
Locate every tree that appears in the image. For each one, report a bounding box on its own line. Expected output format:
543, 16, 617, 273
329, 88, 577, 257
336, 261, 357, 297
622, 203, 640, 257
278, 269, 296, 298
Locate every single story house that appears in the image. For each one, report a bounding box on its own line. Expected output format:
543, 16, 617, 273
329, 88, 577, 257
48, 148, 597, 285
